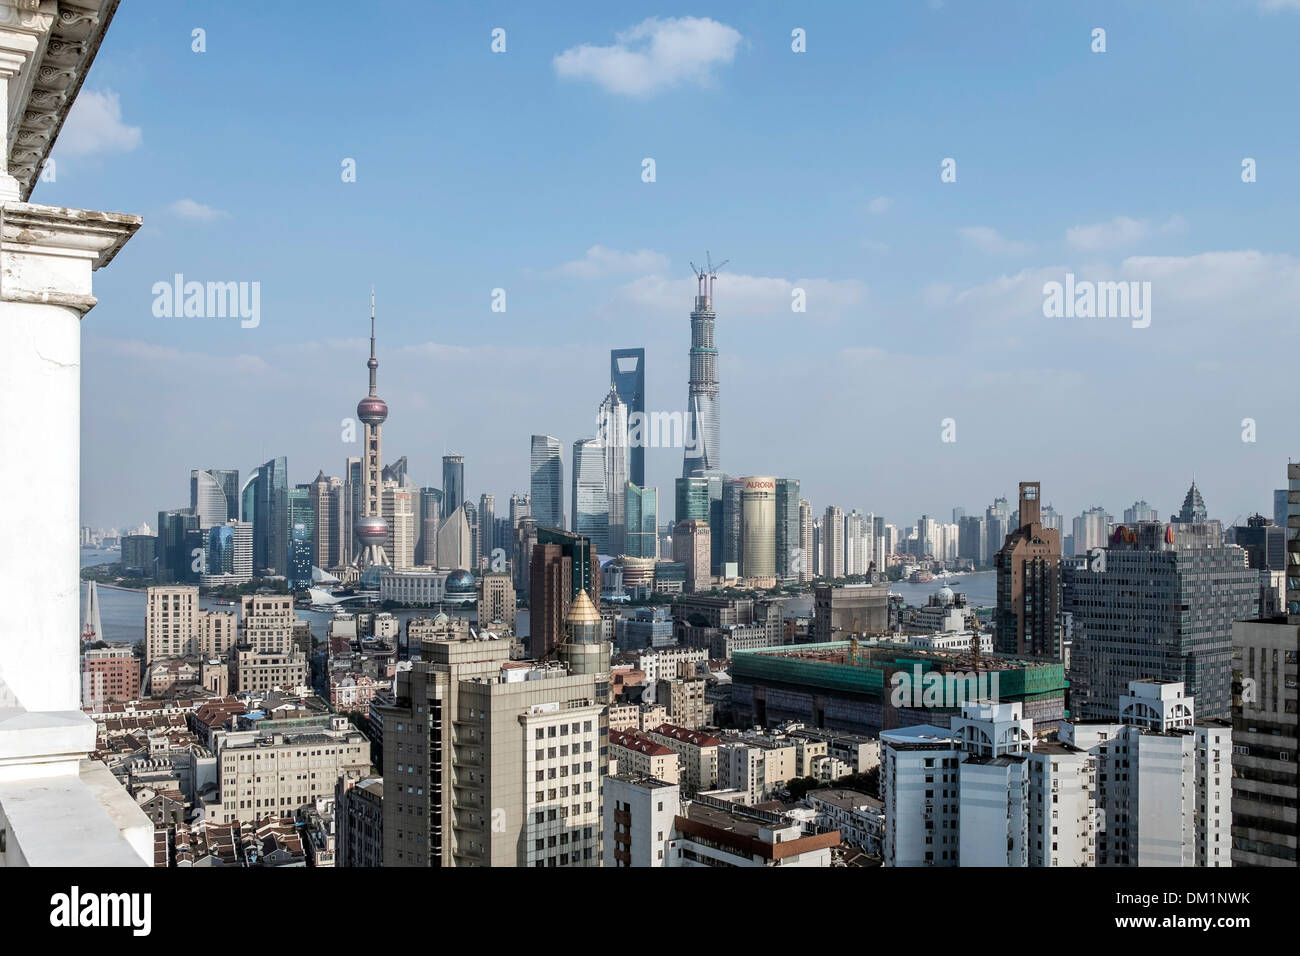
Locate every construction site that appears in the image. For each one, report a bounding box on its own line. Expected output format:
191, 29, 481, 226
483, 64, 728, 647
730, 640, 1067, 737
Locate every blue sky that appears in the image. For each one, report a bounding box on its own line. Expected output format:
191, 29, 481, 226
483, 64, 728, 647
58, 0, 1300, 531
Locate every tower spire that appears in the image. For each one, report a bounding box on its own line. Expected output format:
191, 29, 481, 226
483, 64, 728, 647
367, 285, 378, 396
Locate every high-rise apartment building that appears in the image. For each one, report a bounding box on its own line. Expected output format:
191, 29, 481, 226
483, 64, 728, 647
1072, 506, 1112, 557
881, 683, 1230, 867
994, 482, 1062, 658
822, 506, 845, 579
610, 348, 646, 487
382, 482, 416, 570
379, 633, 607, 867
958, 515, 986, 566
798, 499, 814, 583
1124, 500, 1158, 524
310, 471, 343, 570
145, 586, 200, 663
984, 497, 1010, 566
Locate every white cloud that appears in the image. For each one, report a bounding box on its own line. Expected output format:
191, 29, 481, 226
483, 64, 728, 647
959, 226, 1034, 256
553, 245, 670, 279
56, 89, 141, 157
553, 17, 742, 96
1065, 215, 1184, 251
868, 196, 893, 215
168, 198, 227, 221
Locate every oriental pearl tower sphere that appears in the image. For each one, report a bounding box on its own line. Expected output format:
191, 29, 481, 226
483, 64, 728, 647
354, 288, 390, 570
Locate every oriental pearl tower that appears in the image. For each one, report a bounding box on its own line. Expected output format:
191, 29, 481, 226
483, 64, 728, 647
354, 289, 390, 569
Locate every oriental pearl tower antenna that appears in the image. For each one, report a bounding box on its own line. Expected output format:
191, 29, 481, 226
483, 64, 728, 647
354, 287, 390, 570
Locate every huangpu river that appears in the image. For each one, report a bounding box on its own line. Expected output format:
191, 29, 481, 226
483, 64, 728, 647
80, 548, 994, 645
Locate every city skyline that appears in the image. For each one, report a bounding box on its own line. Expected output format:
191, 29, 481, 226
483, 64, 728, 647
64, 2, 1299, 529
6, 0, 1297, 889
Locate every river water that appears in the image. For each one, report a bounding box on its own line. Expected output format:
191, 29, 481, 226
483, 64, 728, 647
80, 549, 993, 645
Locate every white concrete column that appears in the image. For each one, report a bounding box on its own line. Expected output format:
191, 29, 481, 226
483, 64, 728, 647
0, 203, 138, 711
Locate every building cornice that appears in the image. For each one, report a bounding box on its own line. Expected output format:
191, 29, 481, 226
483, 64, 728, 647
2, 0, 120, 200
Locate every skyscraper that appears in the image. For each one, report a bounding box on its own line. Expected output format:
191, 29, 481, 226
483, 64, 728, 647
441, 454, 464, 520
479, 493, 496, 562
682, 258, 723, 477
383, 482, 416, 570
1064, 519, 1257, 720
1124, 500, 1158, 524
774, 478, 800, 583
205, 468, 240, 522
310, 471, 342, 570
343, 456, 361, 563
626, 483, 658, 558
287, 485, 315, 585
571, 437, 609, 554
985, 496, 1010, 566
417, 487, 442, 566
994, 481, 1062, 658
354, 291, 390, 570
190, 469, 229, 529
610, 347, 646, 487
529, 528, 601, 660
598, 385, 629, 555
798, 498, 814, 583
675, 476, 709, 524
1230, 461, 1300, 867
157, 508, 200, 583
822, 506, 845, 579
1072, 506, 1111, 557
740, 477, 777, 581
249, 456, 289, 576
529, 435, 564, 530
721, 477, 743, 574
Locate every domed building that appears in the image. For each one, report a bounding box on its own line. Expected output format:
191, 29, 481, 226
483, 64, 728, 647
444, 569, 476, 604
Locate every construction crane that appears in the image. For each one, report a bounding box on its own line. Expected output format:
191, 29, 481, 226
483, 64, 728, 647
689, 250, 730, 298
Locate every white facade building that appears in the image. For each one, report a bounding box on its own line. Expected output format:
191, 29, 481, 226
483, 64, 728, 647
880, 683, 1231, 867
603, 773, 681, 867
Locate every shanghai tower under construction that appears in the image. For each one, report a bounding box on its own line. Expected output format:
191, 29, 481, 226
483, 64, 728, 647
683, 253, 726, 478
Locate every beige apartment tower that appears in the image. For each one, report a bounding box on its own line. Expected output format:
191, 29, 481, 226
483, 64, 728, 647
145, 586, 199, 663
379, 635, 608, 867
